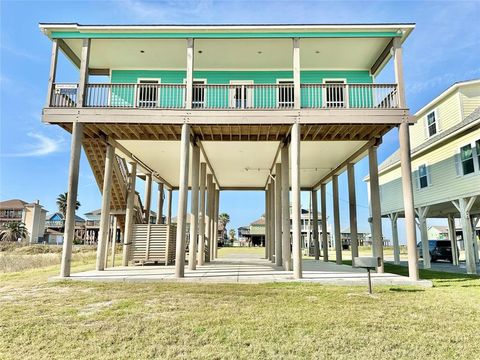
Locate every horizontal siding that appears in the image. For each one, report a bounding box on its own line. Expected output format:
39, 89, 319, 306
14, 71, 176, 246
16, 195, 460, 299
379, 128, 480, 214
459, 84, 480, 118
410, 92, 461, 149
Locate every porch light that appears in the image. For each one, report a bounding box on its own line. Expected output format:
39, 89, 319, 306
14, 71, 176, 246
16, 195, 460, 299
257, 51, 262, 54
198, 50, 203, 54
140, 50, 145, 53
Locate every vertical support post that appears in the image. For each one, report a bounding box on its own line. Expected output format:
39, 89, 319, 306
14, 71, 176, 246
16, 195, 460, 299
213, 189, 220, 259
456, 197, 477, 274
347, 163, 359, 266
447, 214, 459, 266
197, 163, 207, 265
175, 123, 190, 278
46, 39, 58, 106
264, 190, 269, 259
59, 122, 84, 277
122, 162, 137, 267
156, 182, 164, 224
291, 123, 302, 278
77, 38, 90, 108
399, 122, 419, 280
281, 144, 291, 270
164, 188, 172, 266
416, 206, 431, 269
389, 213, 400, 265
268, 181, 274, 263
185, 38, 194, 110
332, 175, 342, 265
312, 190, 320, 260
321, 183, 328, 262
275, 163, 282, 267
111, 215, 118, 267
96, 144, 115, 271
393, 37, 406, 108
205, 174, 213, 262
189, 144, 200, 270
144, 173, 152, 223
368, 146, 384, 273
293, 38, 301, 109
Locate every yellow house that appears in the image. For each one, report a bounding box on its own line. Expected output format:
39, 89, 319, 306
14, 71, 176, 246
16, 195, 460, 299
367, 79, 480, 274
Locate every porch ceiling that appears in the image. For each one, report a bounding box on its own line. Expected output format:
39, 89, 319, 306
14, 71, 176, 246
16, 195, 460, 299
62, 37, 391, 71
114, 138, 368, 189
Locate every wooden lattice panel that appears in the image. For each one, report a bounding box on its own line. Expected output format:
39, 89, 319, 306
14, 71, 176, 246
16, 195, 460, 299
129, 224, 177, 265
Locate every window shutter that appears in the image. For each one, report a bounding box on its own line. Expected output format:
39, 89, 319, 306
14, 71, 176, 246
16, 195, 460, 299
413, 169, 419, 189
454, 152, 462, 176
426, 165, 432, 186
436, 111, 441, 132
423, 117, 429, 139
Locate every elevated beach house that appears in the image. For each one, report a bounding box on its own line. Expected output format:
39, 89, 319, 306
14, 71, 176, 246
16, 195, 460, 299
367, 79, 480, 274
40, 23, 420, 279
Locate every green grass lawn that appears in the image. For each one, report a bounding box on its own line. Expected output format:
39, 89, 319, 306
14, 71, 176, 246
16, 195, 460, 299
0, 247, 479, 359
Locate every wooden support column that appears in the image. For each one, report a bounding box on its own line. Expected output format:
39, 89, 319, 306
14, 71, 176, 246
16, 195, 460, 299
332, 175, 342, 265
77, 38, 90, 108
59, 122, 84, 277
197, 163, 207, 265
96, 144, 115, 271
321, 183, 328, 262
368, 146, 384, 273
347, 163, 359, 266
399, 122, 419, 280
185, 38, 194, 110
205, 174, 213, 262
416, 206, 430, 269
46, 39, 58, 107
213, 189, 220, 259
393, 37, 406, 108
281, 145, 291, 270
122, 162, 137, 266
156, 183, 164, 224
388, 213, 400, 265
164, 188, 172, 266
143, 173, 152, 223
264, 190, 269, 259
189, 144, 200, 270
275, 163, 282, 267
291, 122, 302, 278
175, 124, 190, 278
453, 197, 477, 274
312, 190, 320, 260
111, 215, 118, 267
447, 214, 459, 266
293, 38, 301, 109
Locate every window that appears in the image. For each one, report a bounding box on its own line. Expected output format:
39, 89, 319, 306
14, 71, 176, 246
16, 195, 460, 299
229, 81, 253, 109
418, 164, 429, 188
192, 80, 206, 108
426, 111, 437, 137
277, 80, 294, 108
476, 140, 480, 169
460, 144, 475, 175
324, 80, 346, 108
137, 79, 159, 108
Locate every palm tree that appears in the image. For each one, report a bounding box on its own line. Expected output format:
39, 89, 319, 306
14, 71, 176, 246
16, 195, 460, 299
56, 192, 81, 217
0, 222, 28, 242
218, 213, 230, 243
229, 229, 236, 243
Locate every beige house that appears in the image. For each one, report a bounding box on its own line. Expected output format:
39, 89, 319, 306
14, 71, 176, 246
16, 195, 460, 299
367, 79, 480, 273
0, 199, 47, 243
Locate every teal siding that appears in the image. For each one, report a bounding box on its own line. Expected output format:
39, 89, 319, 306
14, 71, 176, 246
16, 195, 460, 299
110, 70, 373, 108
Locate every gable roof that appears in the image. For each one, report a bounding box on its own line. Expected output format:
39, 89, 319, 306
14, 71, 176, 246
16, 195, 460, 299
46, 212, 85, 222
0, 199, 28, 210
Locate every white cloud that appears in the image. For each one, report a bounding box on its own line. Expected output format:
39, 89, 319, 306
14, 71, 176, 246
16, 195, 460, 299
1, 132, 65, 157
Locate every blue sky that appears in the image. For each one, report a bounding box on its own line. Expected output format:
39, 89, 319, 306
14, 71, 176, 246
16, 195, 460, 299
1, 0, 479, 243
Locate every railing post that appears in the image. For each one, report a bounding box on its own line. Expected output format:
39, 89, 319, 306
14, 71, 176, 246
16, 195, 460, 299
185, 38, 194, 110
76, 38, 91, 108
345, 84, 350, 108
46, 39, 58, 107
293, 38, 301, 109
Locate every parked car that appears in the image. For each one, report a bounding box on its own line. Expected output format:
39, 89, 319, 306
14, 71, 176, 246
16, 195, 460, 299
417, 240, 457, 263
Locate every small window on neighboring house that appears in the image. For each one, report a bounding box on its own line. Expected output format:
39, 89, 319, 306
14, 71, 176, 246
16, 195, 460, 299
418, 164, 429, 188
426, 111, 437, 137
460, 144, 475, 175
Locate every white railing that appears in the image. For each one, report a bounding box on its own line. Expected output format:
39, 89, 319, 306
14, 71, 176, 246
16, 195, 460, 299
49, 83, 398, 110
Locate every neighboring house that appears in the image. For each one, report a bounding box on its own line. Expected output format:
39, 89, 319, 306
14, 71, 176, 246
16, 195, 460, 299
41, 23, 421, 279
44, 212, 85, 244
84, 209, 127, 244
172, 213, 225, 247
242, 208, 331, 249
366, 79, 480, 272
0, 199, 47, 243
340, 227, 373, 247
427, 225, 449, 240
